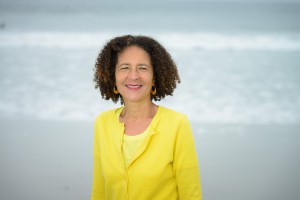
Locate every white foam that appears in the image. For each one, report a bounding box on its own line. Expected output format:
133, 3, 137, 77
0, 32, 112, 48
1, 31, 300, 51
159, 33, 300, 51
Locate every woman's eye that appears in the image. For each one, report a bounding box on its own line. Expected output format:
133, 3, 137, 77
120, 66, 129, 70
139, 66, 148, 70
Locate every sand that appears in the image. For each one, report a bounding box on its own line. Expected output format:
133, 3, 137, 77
196, 124, 300, 200
1, 118, 299, 200
0, 118, 93, 200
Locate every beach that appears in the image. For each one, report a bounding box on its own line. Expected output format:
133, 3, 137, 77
197, 124, 300, 200
1, 118, 299, 200
0, 118, 93, 200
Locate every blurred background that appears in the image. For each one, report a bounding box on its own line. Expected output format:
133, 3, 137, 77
1, 0, 300, 199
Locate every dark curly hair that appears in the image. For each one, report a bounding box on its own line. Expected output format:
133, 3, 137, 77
93, 35, 181, 103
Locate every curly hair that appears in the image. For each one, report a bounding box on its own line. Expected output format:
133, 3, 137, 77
93, 35, 181, 103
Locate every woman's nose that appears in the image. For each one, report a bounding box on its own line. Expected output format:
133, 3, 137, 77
128, 69, 140, 80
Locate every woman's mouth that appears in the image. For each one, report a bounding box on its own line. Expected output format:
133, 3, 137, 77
126, 84, 142, 90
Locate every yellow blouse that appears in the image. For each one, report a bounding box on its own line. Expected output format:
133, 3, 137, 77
122, 128, 149, 168
91, 106, 202, 200
116, 108, 150, 168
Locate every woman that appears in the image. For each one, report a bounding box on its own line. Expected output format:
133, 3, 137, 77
91, 35, 202, 200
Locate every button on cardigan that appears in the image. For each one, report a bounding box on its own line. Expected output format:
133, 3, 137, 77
91, 106, 202, 200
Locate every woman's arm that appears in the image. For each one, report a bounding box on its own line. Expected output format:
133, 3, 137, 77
91, 121, 105, 200
173, 115, 202, 200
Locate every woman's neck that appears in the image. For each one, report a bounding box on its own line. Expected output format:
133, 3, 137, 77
121, 101, 157, 120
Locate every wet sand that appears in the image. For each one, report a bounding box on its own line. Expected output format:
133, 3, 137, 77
1, 118, 299, 200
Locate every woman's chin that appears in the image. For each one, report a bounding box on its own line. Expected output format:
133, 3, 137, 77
122, 95, 151, 104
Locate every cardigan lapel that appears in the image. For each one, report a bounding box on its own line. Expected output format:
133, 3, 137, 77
126, 106, 164, 168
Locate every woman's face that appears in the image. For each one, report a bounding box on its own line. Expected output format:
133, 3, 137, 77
115, 46, 154, 104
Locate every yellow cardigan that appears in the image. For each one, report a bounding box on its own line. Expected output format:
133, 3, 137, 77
91, 106, 202, 200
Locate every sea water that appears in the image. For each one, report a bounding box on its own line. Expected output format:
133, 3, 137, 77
0, 1, 300, 125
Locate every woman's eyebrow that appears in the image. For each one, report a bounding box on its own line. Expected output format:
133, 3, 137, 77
117, 63, 130, 68
117, 63, 150, 68
137, 63, 150, 67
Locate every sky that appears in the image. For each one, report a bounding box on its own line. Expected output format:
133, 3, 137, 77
1, 0, 300, 11
1, 0, 300, 3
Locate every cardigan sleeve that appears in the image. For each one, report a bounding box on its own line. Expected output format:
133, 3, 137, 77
173, 115, 202, 200
91, 119, 105, 200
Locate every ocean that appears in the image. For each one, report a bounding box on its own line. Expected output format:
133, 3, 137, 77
1, 1, 300, 200
0, 2, 300, 124
1, 1, 300, 124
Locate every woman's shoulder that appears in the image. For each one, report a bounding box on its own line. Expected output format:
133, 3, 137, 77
159, 106, 188, 121
94, 107, 123, 122
156, 106, 192, 134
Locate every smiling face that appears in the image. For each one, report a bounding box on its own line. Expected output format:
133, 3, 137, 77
115, 46, 154, 104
